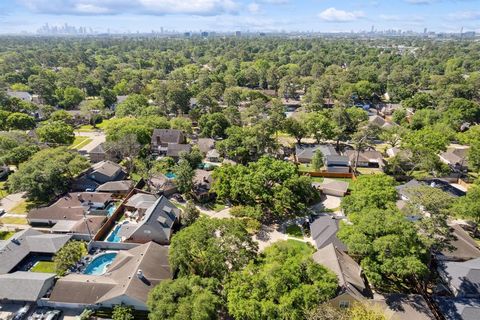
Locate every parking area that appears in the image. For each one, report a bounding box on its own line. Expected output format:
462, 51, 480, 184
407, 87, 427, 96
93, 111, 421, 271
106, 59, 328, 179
0, 303, 31, 320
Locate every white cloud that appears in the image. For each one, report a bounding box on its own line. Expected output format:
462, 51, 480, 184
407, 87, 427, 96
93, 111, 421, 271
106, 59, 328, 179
318, 8, 364, 22
448, 11, 480, 20
17, 0, 239, 16
248, 2, 260, 14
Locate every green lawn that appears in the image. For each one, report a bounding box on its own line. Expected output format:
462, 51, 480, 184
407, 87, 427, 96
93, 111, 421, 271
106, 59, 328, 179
0, 181, 9, 199
76, 125, 96, 132
285, 224, 304, 238
0, 231, 15, 240
0, 217, 28, 225
311, 177, 324, 183
30, 261, 56, 273
96, 118, 115, 130
69, 136, 93, 150
9, 200, 29, 215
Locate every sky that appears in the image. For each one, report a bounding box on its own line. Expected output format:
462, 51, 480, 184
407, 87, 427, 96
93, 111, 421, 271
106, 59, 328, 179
0, 0, 479, 34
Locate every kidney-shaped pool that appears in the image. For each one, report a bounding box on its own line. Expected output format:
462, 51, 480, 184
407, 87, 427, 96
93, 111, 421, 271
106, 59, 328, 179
83, 252, 117, 275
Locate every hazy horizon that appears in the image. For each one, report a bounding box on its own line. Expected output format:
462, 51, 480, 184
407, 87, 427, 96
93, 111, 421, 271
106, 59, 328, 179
0, 0, 479, 34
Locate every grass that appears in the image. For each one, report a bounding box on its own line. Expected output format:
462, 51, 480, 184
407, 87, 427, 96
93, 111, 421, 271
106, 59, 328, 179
205, 202, 226, 212
30, 261, 56, 273
298, 164, 316, 173
96, 118, 115, 130
9, 200, 29, 215
0, 181, 9, 199
76, 124, 96, 132
0, 231, 15, 240
357, 167, 384, 175
69, 136, 93, 150
311, 177, 324, 183
0, 217, 28, 225
285, 224, 304, 238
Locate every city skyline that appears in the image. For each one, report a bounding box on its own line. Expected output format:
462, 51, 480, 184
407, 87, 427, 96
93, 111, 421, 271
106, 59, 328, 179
0, 0, 479, 34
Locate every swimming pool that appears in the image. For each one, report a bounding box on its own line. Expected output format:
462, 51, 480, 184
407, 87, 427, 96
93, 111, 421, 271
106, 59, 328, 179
106, 203, 117, 217
83, 252, 117, 275
106, 224, 122, 242
165, 172, 176, 179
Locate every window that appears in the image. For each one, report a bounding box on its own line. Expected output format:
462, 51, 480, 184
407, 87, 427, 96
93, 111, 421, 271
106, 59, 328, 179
339, 301, 350, 309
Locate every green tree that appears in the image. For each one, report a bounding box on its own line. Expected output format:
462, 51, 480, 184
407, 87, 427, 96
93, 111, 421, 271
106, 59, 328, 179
341, 174, 397, 215
338, 207, 427, 288
169, 217, 257, 280
170, 117, 193, 134
148, 276, 221, 320
8, 147, 90, 201
452, 184, 480, 224
283, 117, 307, 144
112, 305, 134, 320
174, 159, 195, 194
57, 86, 85, 109
49, 109, 74, 124
7, 112, 36, 130
311, 149, 324, 171
225, 240, 337, 320
37, 120, 75, 145
181, 201, 200, 226
115, 94, 150, 117
54, 241, 87, 276
199, 113, 230, 138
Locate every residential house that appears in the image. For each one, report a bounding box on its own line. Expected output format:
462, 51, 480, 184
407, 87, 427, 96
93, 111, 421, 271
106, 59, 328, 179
96, 180, 134, 196
148, 174, 178, 197
7, 90, 32, 102
437, 258, 480, 298
72, 160, 126, 191
87, 143, 108, 163
371, 294, 436, 320
0, 229, 71, 275
151, 129, 189, 158
309, 215, 347, 251
50, 216, 107, 241
197, 138, 215, 154
124, 193, 158, 212
295, 144, 336, 164
117, 196, 180, 245
369, 115, 394, 129
437, 224, 480, 262
193, 169, 214, 202
88, 160, 126, 184
27, 192, 113, 225
313, 244, 371, 308
434, 297, 480, 320
325, 155, 350, 173
296, 144, 350, 173
439, 146, 469, 173
0, 272, 56, 303
315, 179, 349, 197
49, 242, 171, 311
344, 150, 384, 169
380, 103, 402, 116
206, 149, 221, 162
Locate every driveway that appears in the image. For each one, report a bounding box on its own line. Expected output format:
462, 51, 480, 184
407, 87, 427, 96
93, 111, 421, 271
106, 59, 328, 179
0, 192, 25, 212
75, 131, 106, 153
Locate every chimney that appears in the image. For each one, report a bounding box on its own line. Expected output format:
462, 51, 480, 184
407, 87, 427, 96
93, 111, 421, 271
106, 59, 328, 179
136, 269, 144, 279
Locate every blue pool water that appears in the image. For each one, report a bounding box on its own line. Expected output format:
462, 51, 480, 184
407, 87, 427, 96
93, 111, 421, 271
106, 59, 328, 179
83, 252, 117, 275
106, 224, 122, 242
106, 203, 117, 217
165, 172, 176, 179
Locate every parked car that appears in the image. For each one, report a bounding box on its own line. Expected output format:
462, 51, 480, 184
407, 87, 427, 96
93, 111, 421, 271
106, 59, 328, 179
44, 310, 62, 320
13, 305, 32, 320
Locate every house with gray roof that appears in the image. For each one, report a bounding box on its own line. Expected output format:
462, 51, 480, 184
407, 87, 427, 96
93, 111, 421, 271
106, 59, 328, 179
313, 243, 371, 308
73, 160, 126, 191
309, 215, 347, 251
438, 258, 480, 298
0, 229, 70, 274
439, 146, 469, 173
117, 196, 180, 245
0, 272, 56, 302
96, 180, 134, 195
124, 193, 158, 211
49, 242, 171, 311
316, 179, 349, 197
434, 297, 480, 320
344, 150, 384, 169
197, 138, 215, 154
437, 224, 480, 262
151, 129, 190, 158
7, 90, 32, 102
295, 144, 350, 173
371, 294, 436, 320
